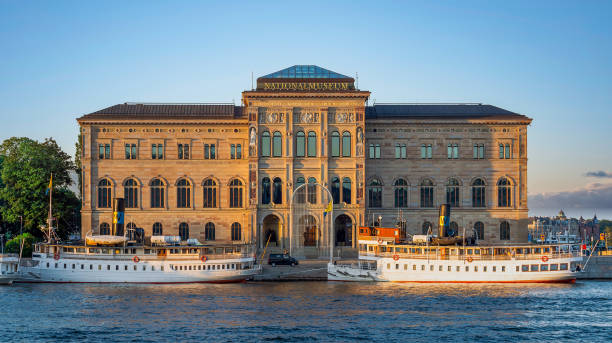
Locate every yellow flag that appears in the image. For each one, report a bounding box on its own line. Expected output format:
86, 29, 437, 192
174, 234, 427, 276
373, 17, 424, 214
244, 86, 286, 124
48, 174, 53, 189
324, 201, 332, 217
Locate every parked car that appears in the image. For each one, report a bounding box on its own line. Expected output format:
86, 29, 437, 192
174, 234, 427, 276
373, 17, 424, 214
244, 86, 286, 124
268, 253, 298, 266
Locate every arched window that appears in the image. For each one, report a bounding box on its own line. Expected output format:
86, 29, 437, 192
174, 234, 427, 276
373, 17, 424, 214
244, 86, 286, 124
330, 131, 340, 157
273, 177, 282, 204
307, 177, 317, 204
231, 222, 241, 241
307, 131, 317, 157
474, 221, 484, 240
229, 179, 243, 208
152, 222, 163, 236
97, 179, 111, 208
124, 179, 138, 208
342, 177, 351, 204
472, 178, 486, 207
150, 178, 165, 208
449, 221, 459, 237
394, 178, 408, 208
331, 177, 340, 204
500, 221, 510, 240
272, 131, 282, 157
497, 177, 512, 207
261, 177, 271, 204
446, 178, 460, 207
203, 179, 217, 208
205, 222, 215, 240
176, 179, 191, 208
99, 222, 110, 235
295, 131, 305, 157
179, 222, 189, 241
261, 131, 270, 157
342, 131, 351, 157
422, 221, 432, 235
420, 179, 434, 208
295, 177, 306, 203
368, 179, 382, 208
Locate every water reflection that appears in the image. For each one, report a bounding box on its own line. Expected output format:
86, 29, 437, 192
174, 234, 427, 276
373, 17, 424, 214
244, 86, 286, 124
1, 281, 610, 342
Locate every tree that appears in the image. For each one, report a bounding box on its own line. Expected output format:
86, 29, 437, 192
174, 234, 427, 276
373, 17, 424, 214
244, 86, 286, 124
4, 232, 35, 257
0, 137, 80, 239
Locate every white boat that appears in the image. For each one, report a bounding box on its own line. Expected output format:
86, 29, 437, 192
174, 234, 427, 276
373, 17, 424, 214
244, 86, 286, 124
0, 254, 20, 285
20, 242, 261, 283
328, 225, 583, 283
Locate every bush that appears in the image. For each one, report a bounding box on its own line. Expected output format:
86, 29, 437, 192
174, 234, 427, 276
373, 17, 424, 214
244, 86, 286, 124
4, 233, 35, 257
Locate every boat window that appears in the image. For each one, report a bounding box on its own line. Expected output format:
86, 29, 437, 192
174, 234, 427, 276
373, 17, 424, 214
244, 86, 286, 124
421, 265, 425, 271
413, 265, 417, 271
544, 247, 550, 253
483, 266, 487, 272
550, 264, 558, 271
524, 248, 531, 254
459, 249, 464, 255
46, 262, 49, 268
560, 263, 568, 271
474, 266, 478, 272
492, 266, 496, 272
151, 266, 155, 271
72, 264, 75, 269
516, 248, 522, 254
541, 264, 549, 271
215, 248, 223, 254
474, 249, 480, 255
124, 266, 128, 271
404, 264, 408, 270
143, 266, 146, 271
530, 265, 539, 272
516, 266, 519, 272
144, 249, 151, 254
89, 264, 92, 270
439, 265, 442, 271
115, 265, 119, 270
133, 265, 137, 271
467, 249, 472, 255
161, 266, 164, 271
501, 266, 505, 272
387, 263, 390, 270
447, 266, 451, 272
534, 248, 541, 254
522, 265, 529, 272
396, 264, 399, 270
465, 266, 469, 272
430, 265, 434, 271
77, 248, 85, 253
102, 249, 109, 254
64, 264, 67, 269
107, 265, 110, 270
232, 264, 235, 269
456, 266, 460, 272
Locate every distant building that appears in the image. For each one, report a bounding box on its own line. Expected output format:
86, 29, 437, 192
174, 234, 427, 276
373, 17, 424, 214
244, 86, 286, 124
77, 65, 532, 254
579, 215, 600, 242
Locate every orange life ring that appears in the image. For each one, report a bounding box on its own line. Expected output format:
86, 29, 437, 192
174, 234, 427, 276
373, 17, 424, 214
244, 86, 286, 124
133, 256, 140, 263
201, 256, 208, 263
53, 252, 60, 260
377, 238, 383, 244
392, 255, 400, 261
541, 256, 549, 262
467, 257, 473, 263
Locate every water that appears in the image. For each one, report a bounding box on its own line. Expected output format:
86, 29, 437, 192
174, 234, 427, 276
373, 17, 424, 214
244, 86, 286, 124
1, 281, 611, 342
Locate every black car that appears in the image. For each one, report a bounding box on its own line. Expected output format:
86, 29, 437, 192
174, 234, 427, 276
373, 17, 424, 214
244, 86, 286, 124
268, 254, 299, 266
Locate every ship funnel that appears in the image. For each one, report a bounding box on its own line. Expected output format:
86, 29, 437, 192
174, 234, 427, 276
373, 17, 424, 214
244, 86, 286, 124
112, 198, 125, 236
438, 204, 450, 237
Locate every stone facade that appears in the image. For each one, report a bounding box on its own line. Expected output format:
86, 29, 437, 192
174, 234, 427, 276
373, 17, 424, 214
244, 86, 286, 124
77, 65, 532, 253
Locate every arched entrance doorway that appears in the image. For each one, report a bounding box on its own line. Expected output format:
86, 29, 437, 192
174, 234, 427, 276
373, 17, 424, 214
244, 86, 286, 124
262, 214, 280, 247
299, 215, 318, 247
334, 214, 353, 246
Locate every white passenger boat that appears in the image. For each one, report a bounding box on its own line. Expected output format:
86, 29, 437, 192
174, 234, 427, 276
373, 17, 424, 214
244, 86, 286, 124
0, 254, 20, 285
20, 240, 261, 284
328, 206, 583, 283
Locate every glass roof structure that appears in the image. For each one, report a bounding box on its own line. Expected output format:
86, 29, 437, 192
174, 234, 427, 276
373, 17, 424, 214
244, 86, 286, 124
260, 65, 351, 79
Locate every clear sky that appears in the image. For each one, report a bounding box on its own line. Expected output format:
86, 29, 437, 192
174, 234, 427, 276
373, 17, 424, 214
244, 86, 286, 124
1, 1, 611, 213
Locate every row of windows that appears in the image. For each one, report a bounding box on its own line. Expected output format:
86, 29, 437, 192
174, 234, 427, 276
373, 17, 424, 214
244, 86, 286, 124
369, 143, 512, 159
260, 131, 352, 158
44, 262, 248, 272
260, 176, 352, 205
385, 263, 569, 272
418, 221, 510, 240
98, 143, 241, 160
97, 178, 243, 209
367, 177, 512, 208
99, 222, 242, 241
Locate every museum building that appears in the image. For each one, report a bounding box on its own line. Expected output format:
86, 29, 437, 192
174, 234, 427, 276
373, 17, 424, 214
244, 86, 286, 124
77, 65, 532, 253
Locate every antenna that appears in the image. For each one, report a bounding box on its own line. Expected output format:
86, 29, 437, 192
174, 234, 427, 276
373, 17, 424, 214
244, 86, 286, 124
251, 72, 254, 90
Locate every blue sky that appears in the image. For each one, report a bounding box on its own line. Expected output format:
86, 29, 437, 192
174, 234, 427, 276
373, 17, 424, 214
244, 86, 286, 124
1, 1, 611, 212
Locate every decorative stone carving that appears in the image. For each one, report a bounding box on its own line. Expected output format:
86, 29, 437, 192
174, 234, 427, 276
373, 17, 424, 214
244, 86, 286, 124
260, 112, 285, 124
249, 127, 256, 146
331, 112, 355, 123
294, 112, 319, 124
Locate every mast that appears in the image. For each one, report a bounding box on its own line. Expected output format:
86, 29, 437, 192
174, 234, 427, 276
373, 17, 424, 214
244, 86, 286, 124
46, 173, 54, 243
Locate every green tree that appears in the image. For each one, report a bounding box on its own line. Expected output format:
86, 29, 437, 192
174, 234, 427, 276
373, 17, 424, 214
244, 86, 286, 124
4, 232, 35, 257
0, 137, 80, 239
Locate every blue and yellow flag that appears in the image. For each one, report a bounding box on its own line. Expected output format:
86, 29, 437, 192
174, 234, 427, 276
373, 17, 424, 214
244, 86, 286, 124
45, 174, 53, 195
323, 201, 333, 217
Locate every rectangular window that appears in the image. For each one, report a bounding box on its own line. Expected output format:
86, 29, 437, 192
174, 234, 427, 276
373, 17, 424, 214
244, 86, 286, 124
152, 144, 164, 159
99, 144, 111, 159
231, 144, 236, 159
479, 144, 484, 159
505, 144, 511, 159
178, 144, 190, 159
236, 144, 242, 159
421, 144, 432, 159
541, 264, 549, 271
550, 264, 558, 271
368, 144, 381, 159
204, 144, 216, 159
448, 144, 458, 159
501, 266, 506, 272
125, 144, 137, 159
560, 263, 568, 271
307, 134, 316, 157
522, 265, 529, 272
530, 265, 539, 272
395, 143, 406, 159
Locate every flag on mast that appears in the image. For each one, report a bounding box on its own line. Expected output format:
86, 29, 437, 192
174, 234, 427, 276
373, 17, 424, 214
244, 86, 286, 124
323, 201, 332, 217
45, 174, 53, 195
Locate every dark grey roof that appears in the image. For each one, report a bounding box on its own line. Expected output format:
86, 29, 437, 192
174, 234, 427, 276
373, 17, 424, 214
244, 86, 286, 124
79, 103, 244, 120
365, 104, 530, 120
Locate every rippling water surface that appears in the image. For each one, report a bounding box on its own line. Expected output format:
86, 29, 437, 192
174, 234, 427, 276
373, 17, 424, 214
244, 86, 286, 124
1, 281, 611, 342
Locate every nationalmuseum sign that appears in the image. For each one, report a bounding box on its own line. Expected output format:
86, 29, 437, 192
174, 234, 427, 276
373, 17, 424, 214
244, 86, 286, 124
259, 81, 354, 91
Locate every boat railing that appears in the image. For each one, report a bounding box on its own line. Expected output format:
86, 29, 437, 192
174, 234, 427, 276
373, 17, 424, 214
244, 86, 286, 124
36, 251, 255, 261
369, 251, 581, 261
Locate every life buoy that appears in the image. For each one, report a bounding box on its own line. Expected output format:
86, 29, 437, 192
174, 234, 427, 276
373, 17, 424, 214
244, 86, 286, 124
377, 238, 383, 244
467, 257, 473, 263
201, 256, 207, 263
392, 255, 400, 261
541, 256, 549, 262
133, 256, 140, 263
53, 252, 60, 260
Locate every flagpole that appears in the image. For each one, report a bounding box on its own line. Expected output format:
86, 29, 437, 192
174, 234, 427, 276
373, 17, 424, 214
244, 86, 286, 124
48, 173, 53, 243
